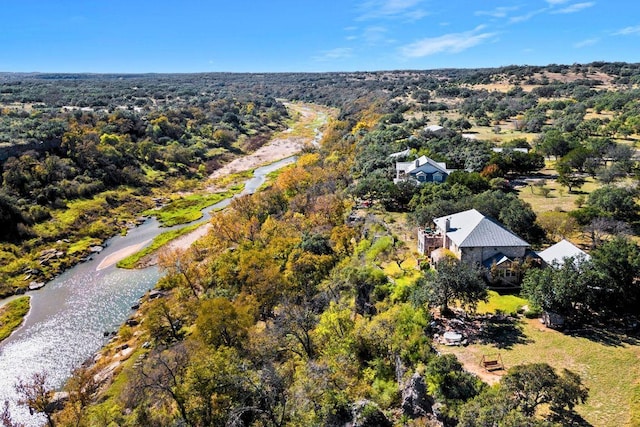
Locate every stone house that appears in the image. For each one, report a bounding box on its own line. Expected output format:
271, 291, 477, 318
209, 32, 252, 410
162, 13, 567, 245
418, 209, 531, 284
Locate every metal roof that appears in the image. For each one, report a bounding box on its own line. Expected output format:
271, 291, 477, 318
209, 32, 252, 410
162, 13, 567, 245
434, 209, 530, 248
482, 252, 512, 268
396, 155, 451, 174
537, 239, 590, 266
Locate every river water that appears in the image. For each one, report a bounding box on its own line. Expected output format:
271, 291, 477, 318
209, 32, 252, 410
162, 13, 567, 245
0, 156, 296, 426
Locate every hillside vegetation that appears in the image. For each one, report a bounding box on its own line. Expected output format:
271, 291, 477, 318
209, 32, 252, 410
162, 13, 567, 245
3, 62, 640, 426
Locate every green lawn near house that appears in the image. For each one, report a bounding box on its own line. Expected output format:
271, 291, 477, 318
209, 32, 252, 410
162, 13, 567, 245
476, 290, 528, 316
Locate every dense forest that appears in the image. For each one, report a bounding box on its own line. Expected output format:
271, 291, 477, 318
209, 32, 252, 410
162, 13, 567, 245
3, 61, 640, 426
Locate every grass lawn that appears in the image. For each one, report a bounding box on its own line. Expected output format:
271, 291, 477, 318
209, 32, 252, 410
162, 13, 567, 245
439, 302, 640, 427
476, 290, 527, 316
467, 125, 540, 144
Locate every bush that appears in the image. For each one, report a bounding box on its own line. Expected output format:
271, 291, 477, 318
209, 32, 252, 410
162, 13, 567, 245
28, 205, 51, 222
524, 305, 542, 319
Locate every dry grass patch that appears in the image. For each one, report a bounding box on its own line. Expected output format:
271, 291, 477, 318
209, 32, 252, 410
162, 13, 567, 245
467, 125, 539, 144
279, 102, 337, 140
517, 173, 601, 215
439, 318, 640, 426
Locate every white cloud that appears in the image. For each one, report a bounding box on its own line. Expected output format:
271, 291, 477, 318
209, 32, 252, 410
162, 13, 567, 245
313, 48, 354, 62
546, 0, 570, 4
551, 2, 595, 14
613, 25, 640, 36
363, 26, 392, 44
475, 6, 519, 18
405, 9, 429, 21
574, 38, 599, 47
357, 0, 427, 21
509, 8, 547, 24
400, 27, 498, 58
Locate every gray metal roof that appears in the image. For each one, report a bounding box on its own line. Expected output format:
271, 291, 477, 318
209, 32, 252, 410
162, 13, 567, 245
537, 239, 590, 266
482, 252, 512, 268
434, 209, 530, 248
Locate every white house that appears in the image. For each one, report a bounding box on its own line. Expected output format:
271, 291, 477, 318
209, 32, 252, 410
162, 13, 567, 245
491, 147, 530, 154
537, 239, 590, 267
394, 155, 453, 184
425, 124, 444, 133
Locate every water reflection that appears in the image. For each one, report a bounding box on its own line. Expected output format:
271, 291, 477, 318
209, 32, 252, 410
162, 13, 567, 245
0, 156, 295, 426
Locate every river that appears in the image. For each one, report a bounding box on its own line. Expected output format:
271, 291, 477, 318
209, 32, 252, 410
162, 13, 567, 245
0, 156, 296, 426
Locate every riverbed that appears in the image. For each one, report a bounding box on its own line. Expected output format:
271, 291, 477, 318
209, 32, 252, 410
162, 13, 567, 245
0, 156, 297, 426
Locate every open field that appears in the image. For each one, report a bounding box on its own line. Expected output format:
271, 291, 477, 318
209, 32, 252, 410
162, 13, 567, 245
438, 316, 640, 426
517, 172, 602, 214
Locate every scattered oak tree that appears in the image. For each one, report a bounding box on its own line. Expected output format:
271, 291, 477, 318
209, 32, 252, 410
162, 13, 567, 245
413, 256, 487, 315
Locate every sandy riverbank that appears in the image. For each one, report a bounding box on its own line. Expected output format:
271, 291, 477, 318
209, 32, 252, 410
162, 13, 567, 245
96, 239, 152, 271
140, 102, 328, 265
139, 136, 305, 267
208, 137, 305, 181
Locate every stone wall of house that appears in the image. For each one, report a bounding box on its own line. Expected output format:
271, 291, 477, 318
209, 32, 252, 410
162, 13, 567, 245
460, 246, 527, 265
417, 230, 443, 255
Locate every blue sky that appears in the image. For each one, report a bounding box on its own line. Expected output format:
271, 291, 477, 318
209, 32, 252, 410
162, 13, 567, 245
2, 0, 639, 73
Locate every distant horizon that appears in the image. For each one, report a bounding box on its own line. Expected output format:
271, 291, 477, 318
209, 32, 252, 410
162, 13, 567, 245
2, 59, 636, 76
3, 0, 640, 74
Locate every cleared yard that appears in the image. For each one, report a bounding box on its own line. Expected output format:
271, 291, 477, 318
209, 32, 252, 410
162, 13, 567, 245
438, 313, 640, 427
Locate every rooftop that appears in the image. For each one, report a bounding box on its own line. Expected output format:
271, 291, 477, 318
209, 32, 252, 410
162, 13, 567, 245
434, 209, 530, 249
537, 239, 590, 266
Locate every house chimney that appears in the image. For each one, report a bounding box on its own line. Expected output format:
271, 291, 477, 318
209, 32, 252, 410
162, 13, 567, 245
445, 218, 450, 232
415, 159, 420, 167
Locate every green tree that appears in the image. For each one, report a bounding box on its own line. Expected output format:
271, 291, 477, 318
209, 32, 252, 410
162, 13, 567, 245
521, 257, 592, 316
145, 299, 186, 346
586, 185, 638, 222
195, 296, 255, 349
501, 363, 588, 418
351, 170, 395, 203
538, 129, 573, 159
425, 354, 486, 413
181, 345, 251, 426
555, 161, 585, 193
590, 236, 640, 314
345, 266, 389, 316
497, 197, 544, 244
414, 257, 487, 315
459, 387, 554, 427
446, 171, 490, 194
